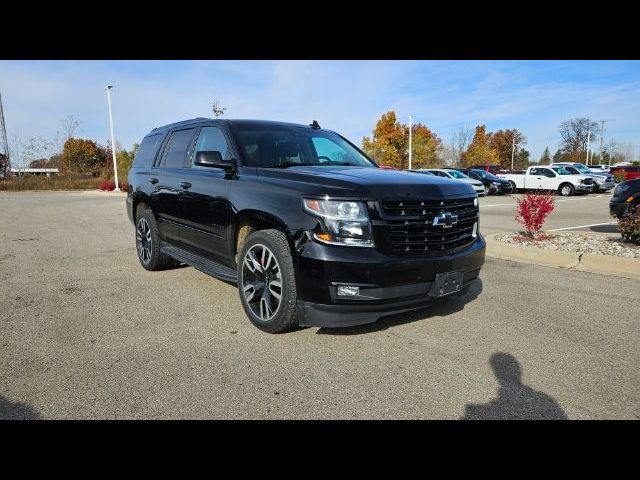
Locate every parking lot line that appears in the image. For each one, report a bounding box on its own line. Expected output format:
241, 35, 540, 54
480, 193, 611, 209
547, 222, 617, 232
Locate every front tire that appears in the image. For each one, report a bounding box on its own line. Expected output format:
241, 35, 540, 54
558, 183, 575, 197
135, 205, 174, 271
237, 229, 298, 333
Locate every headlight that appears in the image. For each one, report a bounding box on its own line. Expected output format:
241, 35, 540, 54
491, 182, 500, 187
303, 198, 374, 247
594, 177, 604, 184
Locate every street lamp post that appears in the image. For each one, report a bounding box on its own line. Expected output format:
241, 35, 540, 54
408, 115, 412, 170
105, 85, 120, 192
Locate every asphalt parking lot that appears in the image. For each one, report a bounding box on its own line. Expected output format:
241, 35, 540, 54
480, 191, 618, 235
1, 190, 638, 419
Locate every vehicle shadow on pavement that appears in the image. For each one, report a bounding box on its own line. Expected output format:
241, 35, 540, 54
588, 224, 618, 233
461, 352, 568, 420
316, 278, 483, 335
0, 395, 42, 420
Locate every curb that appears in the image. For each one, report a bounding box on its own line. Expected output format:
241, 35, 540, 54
484, 232, 640, 281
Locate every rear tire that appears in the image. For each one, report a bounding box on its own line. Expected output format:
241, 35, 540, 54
135, 205, 175, 271
558, 183, 575, 197
237, 229, 298, 333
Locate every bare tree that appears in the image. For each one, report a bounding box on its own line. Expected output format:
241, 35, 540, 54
451, 125, 472, 166
558, 117, 599, 161
23, 136, 53, 166
60, 115, 80, 141
212, 100, 227, 118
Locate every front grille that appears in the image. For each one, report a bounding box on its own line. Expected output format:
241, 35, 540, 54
379, 198, 478, 254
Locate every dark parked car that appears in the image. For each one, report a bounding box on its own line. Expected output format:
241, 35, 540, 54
455, 168, 513, 195
126, 118, 485, 333
469, 164, 503, 174
610, 179, 640, 219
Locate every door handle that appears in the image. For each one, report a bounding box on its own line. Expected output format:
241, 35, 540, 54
180, 182, 192, 189
149, 177, 159, 184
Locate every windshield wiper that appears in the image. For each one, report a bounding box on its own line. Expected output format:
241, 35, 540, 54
262, 162, 353, 168
262, 162, 319, 168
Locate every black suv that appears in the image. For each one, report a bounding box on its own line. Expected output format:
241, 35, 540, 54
454, 168, 513, 195
126, 118, 485, 332
610, 179, 640, 219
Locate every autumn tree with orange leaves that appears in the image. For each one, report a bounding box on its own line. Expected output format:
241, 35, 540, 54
461, 125, 500, 167
362, 111, 442, 169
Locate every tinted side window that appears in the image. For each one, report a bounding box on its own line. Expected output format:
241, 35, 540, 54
193, 126, 231, 163
160, 128, 196, 168
132, 133, 163, 168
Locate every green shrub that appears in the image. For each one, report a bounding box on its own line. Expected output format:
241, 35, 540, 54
618, 209, 640, 244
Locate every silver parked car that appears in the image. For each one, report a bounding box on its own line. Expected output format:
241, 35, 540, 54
415, 168, 485, 195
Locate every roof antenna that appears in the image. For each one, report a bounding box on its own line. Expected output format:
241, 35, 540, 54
310, 120, 321, 129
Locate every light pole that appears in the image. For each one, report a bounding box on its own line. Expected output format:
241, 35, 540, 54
585, 128, 591, 165
510, 134, 515, 170
105, 85, 120, 191
408, 115, 412, 170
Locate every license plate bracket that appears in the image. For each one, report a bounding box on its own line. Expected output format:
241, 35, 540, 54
429, 271, 465, 298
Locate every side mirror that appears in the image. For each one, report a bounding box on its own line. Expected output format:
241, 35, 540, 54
194, 151, 234, 171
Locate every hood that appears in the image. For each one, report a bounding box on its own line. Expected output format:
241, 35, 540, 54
255, 165, 476, 200
461, 178, 484, 186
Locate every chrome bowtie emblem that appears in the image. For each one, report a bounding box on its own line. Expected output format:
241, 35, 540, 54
432, 212, 459, 228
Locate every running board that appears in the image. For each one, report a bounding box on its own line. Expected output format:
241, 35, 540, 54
160, 242, 238, 284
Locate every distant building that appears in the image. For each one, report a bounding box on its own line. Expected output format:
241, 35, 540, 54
10, 167, 60, 177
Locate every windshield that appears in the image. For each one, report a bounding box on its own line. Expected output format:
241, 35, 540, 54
446, 170, 469, 179
230, 124, 376, 168
471, 169, 501, 181
552, 166, 571, 175
571, 164, 591, 174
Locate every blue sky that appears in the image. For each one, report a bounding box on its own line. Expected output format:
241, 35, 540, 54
1, 60, 639, 163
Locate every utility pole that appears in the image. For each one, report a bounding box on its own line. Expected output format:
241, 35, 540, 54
0, 91, 11, 178
510, 134, 515, 170
105, 85, 120, 191
408, 115, 412, 170
585, 128, 591, 165
599, 120, 606, 165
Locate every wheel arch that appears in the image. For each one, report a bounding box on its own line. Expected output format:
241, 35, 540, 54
558, 182, 575, 196
230, 210, 293, 259
132, 193, 155, 222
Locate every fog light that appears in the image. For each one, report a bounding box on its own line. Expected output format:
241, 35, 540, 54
337, 285, 360, 296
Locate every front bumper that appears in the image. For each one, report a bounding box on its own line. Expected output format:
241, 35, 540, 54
490, 184, 512, 195
595, 180, 615, 191
126, 195, 134, 224
610, 201, 630, 219
294, 235, 486, 328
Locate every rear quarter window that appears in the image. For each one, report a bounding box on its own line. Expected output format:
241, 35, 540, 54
132, 133, 164, 168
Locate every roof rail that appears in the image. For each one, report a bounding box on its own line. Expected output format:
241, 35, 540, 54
151, 117, 211, 132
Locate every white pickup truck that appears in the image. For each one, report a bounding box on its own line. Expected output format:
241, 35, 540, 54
496, 166, 594, 196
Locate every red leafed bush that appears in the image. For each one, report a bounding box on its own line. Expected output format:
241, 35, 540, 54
515, 191, 556, 238
99, 179, 116, 191
618, 209, 640, 244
